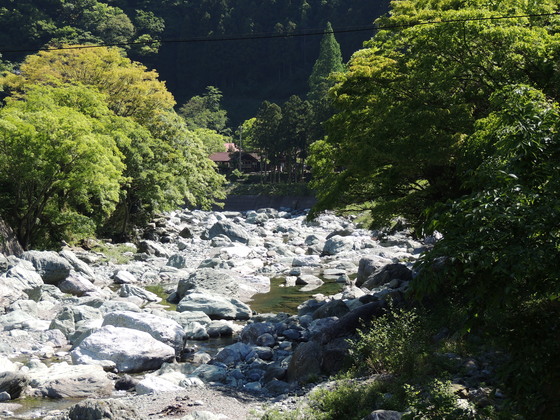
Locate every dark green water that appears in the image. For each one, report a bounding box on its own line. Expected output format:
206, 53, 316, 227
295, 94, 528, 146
248, 277, 344, 315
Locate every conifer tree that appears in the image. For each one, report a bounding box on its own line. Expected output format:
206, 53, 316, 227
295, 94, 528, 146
308, 22, 345, 103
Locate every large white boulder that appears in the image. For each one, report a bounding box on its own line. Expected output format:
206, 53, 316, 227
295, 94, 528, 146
102, 311, 185, 354
176, 268, 239, 299
208, 220, 251, 244
0, 261, 44, 309
21, 250, 72, 284
28, 362, 112, 399
71, 325, 175, 373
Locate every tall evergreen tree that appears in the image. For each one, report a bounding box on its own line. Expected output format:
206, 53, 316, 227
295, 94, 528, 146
307, 22, 345, 103
307, 22, 345, 142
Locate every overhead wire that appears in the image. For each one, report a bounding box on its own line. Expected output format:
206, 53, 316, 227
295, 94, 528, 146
0, 11, 558, 54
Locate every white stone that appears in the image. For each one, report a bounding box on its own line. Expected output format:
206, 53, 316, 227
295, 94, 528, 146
71, 325, 175, 373
135, 376, 184, 395
102, 311, 185, 354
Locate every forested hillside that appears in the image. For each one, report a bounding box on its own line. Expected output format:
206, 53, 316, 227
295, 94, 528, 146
0, 0, 389, 123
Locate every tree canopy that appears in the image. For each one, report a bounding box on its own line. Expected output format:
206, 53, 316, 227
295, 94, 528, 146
0, 46, 225, 247
309, 0, 560, 227
0, 84, 125, 248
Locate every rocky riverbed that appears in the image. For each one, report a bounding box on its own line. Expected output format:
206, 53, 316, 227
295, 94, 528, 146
0, 208, 425, 419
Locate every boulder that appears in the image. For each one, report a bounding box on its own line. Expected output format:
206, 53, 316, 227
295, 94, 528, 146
57, 273, 97, 296
212, 342, 256, 366
102, 311, 185, 354
71, 325, 175, 373
59, 250, 98, 283
362, 410, 403, 420
210, 235, 233, 248
322, 235, 355, 255
168, 311, 212, 328
135, 376, 184, 395
137, 240, 170, 258
292, 255, 321, 267
0, 262, 44, 308
208, 220, 250, 244
49, 306, 76, 337
0, 371, 29, 399
99, 300, 142, 314
29, 363, 112, 398
184, 322, 209, 340
312, 299, 350, 320
1, 309, 49, 331
190, 364, 227, 383
113, 270, 137, 284
21, 250, 72, 284
207, 320, 236, 338
240, 322, 276, 345
118, 284, 161, 303
356, 257, 391, 287
177, 292, 252, 320
362, 264, 412, 290
114, 374, 139, 391
167, 254, 188, 269
265, 379, 291, 395
286, 341, 322, 383
296, 274, 323, 286
68, 398, 143, 420
179, 226, 193, 239
321, 337, 351, 375
176, 268, 239, 299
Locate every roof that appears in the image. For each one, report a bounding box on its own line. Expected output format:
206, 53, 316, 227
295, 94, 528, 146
209, 151, 261, 163
209, 152, 231, 162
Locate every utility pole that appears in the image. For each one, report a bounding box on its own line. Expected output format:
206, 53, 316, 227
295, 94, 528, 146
238, 125, 242, 171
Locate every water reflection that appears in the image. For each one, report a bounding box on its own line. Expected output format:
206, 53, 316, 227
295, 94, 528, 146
248, 277, 344, 315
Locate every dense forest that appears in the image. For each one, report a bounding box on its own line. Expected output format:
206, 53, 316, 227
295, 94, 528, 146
1, 0, 560, 418
0, 0, 389, 123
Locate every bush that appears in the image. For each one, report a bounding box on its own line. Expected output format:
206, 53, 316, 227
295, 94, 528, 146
349, 307, 427, 377
308, 378, 404, 420
403, 379, 476, 420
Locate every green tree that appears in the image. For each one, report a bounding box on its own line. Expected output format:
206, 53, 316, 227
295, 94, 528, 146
277, 95, 313, 182
238, 117, 257, 151
252, 101, 283, 181
309, 0, 560, 228
0, 84, 125, 249
415, 84, 560, 418
308, 21, 345, 103
307, 22, 346, 142
178, 86, 229, 133
193, 128, 230, 155
2, 47, 225, 238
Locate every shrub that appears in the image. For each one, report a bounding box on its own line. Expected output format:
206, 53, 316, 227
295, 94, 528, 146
349, 307, 427, 377
308, 378, 403, 420
403, 379, 476, 420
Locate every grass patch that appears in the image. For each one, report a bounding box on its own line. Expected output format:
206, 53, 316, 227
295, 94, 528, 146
90, 242, 136, 264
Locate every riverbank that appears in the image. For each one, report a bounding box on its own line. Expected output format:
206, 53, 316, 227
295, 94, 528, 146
0, 207, 423, 419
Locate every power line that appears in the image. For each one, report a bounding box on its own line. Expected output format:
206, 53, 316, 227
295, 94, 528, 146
1, 11, 558, 55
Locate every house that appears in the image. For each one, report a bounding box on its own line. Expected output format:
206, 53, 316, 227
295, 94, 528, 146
209, 147, 261, 173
